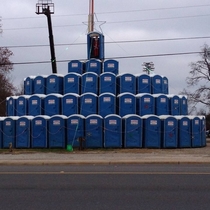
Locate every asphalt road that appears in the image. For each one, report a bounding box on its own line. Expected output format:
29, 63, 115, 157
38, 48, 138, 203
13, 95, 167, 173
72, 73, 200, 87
0, 164, 210, 210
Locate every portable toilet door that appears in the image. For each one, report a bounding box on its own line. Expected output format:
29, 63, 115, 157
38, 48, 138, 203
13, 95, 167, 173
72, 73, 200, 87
48, 115, 67, 148
28, 94, 45, 116
151, 74, 163, 94
81, 72, 98, 95
136, 74, 151, 94
63, 73, 81, 95
24, 76, 35, 95
153, 94, 169, 116
16, 95, 30, 116
179, 95, 188, 115
62, 93, 79, 116
117, 73, 136, 94
31, 115, 50, 148
0, 117, 6, 148
6, 96, 18, 116
3, 117, 19, 148
117, 93, 136, 117
85, 115, 103, 148
104, 114, 122, 148
176, 116, 191, 148
136, 93, 155, 116
46, 74, 63, 95
162, 76, 169, 94
67, 114, 85, 148
98, 93, 116, 118
190, 116, 202, 147
199, 116, 206, 147
168, 95, 180, 116
80, 93, 97, 117
16, 116, 33, 148
142, 115, 161, 148
104, 59, 119, 75
44, 94, 62, 116
68, 60, 84, 74
86, 59, 102, 75
99, 72, 116, 95
159, 116, 178, 148
33, 75, 47, 94
123, 114, 143, 148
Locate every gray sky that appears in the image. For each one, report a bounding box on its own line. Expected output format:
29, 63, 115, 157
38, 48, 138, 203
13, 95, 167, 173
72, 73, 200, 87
1, 0, 210, 97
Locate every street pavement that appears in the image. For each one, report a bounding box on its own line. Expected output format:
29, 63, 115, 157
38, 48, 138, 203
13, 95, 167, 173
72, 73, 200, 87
0, 140, 210, 165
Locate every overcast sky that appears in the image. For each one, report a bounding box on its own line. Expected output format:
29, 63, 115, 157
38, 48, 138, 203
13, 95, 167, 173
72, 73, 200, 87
1, 0, 210, 97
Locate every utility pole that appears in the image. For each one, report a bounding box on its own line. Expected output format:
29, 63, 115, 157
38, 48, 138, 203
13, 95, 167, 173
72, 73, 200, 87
36, 0, 57, 74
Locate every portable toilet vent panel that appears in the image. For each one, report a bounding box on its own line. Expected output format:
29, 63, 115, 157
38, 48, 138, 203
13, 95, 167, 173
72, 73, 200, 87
99, 72, 116, 95
190, 116, 202, 147
16, 95, 30, 116
136, 74, 151, 94
33, 75, 47, 94
123, 115, 143, 148
86, 59, 102, 75
117, 73, 136, 94
85, 115, 103, 148
162, 76, 169, 94
44, 94, 62, 116
176, 116, 191, 148
117, 93, 136, 117
0, 117, 6, 148
151, 75, 163, 94
136, 93, 155, 116
104, 60, 119, 75
16, 116, 33, 148
159, 116, 178, 148
6, 96, 18, 116
46, 74, 63, 95
98, 93, 116, 117
80, 93, 97, 117
153, 94, 169, 116
28, 94, 45, 116
62, 93, 79, 116
24, 76, 35, 95
31, 115, 50, 148
3, 117, 19, 148
63, 73, 81, 95
81, 72, 98, 95
104, 115, 122, 148
179, 95, 188, 115
48, 115, 67, 148
142, 115, 161, 148
68, 60, 84, 75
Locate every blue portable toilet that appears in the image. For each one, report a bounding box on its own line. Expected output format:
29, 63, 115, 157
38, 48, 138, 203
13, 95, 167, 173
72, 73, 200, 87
99, 72, 116, 95
80, 93, 97, 117
48, 115, 67, 148
67, 114, 85, 148
85, 114, 103, 148
62, 93, 79, 116
122, 114, 143, 148
16, 95, 30, 116
98, 93, 116, 117
117, 93, 136, 117
16, 116, 33, 148
31, 115, 50, 148
117, 73, 136, 94
199, 116, 206, 147
142, 115, 161, 148
159, 115, 178, 148
153, 94, 169, 116
86, 59, 102, 75
68, 60, 84, 74
104, 114, 122, 148
28, 94, 45, 116
151, 74, 163, 94
63, 73, 81, 95
179, 95, 188, 115
44, 94, 62, 116
162, 76, 169, 94
33, 75, 47, 94
190, 116, 202, 147
0, 117, 6, 148
136, 93, 155, 116
24, 76, 35, 95
3, 117, 19, 148
176, 116, 191, 148
104, 59, 119, 75
81, 72, 98, 94
6, 96, 18, 116
46, 74, 64, 95
136, 74, 151, 94
168, 94, 180, 115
